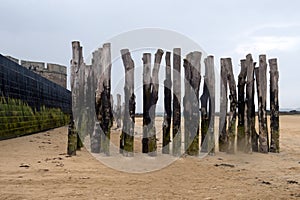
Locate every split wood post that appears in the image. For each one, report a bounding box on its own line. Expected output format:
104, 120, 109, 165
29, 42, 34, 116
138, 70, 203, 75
254, 67, 262, 149
162, 51, 172, 154
219, 58, 228, 152
110, 94, 114, 125
201, 56, 215, 154
148, 49, 164, 156
190, 52, 201, 155
91, 122, 101, 153
120, 49, 135, 156
172, 48, 182, 156
142, 53, 151, 153
90, 48, 102, 153
200, 75, 209, 152
237, 59, 247, 151
85, 65, 95, 148
69, 41, 83, 155
96, 43, 112, 156
224, 58, 237, 154
116, 94, 122, 129
67, 118, 77, 156
184, 53, 192, 153
245, 54, 257, 152
269, 58, 279, 153
92, 48, 103, 86
257, 55, 269, 153
187, 51, 201, 156
76, 52, 86, 146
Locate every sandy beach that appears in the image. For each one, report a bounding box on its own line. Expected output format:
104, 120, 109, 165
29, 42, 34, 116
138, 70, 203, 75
0, 115, 299, 199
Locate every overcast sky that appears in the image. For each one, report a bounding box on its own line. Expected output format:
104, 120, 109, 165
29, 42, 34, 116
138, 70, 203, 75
1, 0, 300, 110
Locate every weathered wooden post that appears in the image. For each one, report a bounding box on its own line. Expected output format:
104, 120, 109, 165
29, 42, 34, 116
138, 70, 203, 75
91, 122, 101, 153
116, 94, 122, 129
190, 52, 201, 155
245, 54, 257, 152
95, 43, 112, 156
200, 71, 209, 153
269, 58, 279, 153
110, 94, 114, 126
224, 58, 237, 154
184, 51, 201, 156
256, 55, 269, 153
142, 53, 151, 154
162, 52, 172, 154
91, 48, 102, 153
120, 49, 135, 156
142, 49, 164, 156
172, 48, 182, 156
85, 64, 97, 151
69, 41, 84, 154
219, 58, 228, 152
201, 56, 216, 154
237, 59, 247, 151
184, 54, 192, 153
67, 118, 77, 156
85, 65, 94, 138
148, 49, 164, 156
76, 49, 86, 148
92, 48, 103, 86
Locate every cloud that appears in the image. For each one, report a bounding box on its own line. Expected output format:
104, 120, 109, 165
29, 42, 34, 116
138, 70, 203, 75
235, 36, 300, 55
234, 24, 300, 55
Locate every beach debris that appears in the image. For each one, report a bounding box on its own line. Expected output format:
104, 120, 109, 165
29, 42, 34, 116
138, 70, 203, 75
287, 180, 298, 185
261, 181, 271, 185
214, 163, 235, 168
19, 163, 30, 168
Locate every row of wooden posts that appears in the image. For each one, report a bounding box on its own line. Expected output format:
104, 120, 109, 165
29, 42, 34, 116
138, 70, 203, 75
67, 41, 279, 156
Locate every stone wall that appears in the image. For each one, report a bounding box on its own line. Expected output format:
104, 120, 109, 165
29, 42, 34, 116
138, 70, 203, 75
5, 56, 19, 64
46, 63, 67, 88
19, 60, 67, 88
0, 54, 71, 114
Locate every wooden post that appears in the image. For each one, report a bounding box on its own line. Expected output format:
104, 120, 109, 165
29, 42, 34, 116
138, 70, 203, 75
69, 41, 84, 155
224, 58, 237, 154
256, 55, 269, 153
67, 118, 77, 156
254, 67, 262, 150
237, 59, 247, 151
219, 58, 228, 152
201, 56, 215, 154
245, 54, 257, 152
91, 122, 101, 153
162, 52, 172, 154
142, 53, 151, 153
200, 56, 215, 154
148, 49, 164, 156
184, 53, 192, 153
120, 49, 135, 156
110, 94, 114, 126
96, 43, 112, 156
190, 52, 201, 156
116, 94, 122, 129
76, 50, 86, 146
269, 58, 279, 153
92, 48, 103, 86
183, 51, 201, 156
91, 48, 102, 153
172, 48, 182, 156
200, 73, 209, 152
85, 65, 94, 144
142, 49, 164, 155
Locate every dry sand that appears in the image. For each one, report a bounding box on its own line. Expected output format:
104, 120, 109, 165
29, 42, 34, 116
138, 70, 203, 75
0, 115, 300, 199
